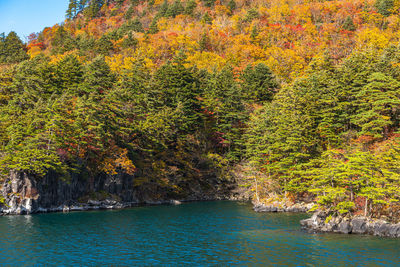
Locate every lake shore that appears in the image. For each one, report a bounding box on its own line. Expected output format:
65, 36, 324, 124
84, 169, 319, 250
300, 211, 400, 238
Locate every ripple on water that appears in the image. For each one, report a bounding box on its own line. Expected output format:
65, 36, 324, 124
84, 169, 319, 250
0, 201, 399, 266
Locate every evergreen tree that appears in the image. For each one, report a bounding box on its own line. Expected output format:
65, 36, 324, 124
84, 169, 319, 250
241, 63, 279, 102
228, 0, 236, 13
184, 0, 197, 16
80, 56, 115, 95
166, 0, 184, 18
53, 55, 84, 94
202, 0, 216, 7
148, 18, 159, 34
342, 16, 356, 31
375, 0, 394, 16
199, 33, 209, 51
202, 13, 212, 24
66, 0, 78, 19
2, 32, 28, 64
150, 59, 201, 133
95, 35, 114, 55
352, 72, 400, 139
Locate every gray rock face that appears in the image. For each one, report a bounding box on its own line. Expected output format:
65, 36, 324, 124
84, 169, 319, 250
338, 220, 351, 234
254, 202, 314, 213
0, 170, 238, 215
351, 217, 367, 234
0, 171, 139, 215
301, 212, 400, 238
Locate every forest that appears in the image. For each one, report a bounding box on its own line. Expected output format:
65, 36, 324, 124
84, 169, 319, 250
1, 0, 400, 220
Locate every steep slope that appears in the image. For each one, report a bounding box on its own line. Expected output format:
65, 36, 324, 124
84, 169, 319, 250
1, 0, 400, 219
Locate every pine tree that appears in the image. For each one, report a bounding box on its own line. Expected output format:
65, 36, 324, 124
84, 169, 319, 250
241, 63, 279, 102
53, 55, 84, 94
80, 56, 115, 95
342, 16, 356, 31
352, 72, 400, 139
3, 32, 28, 64
228, 0, 236, 13
184, 0, 197, 16
166, 0, 184, 18
66, 0, 78, 19
375, 0, 394, 16
148, 18, 159, 34
199, 33, 209, 51
95, 35, 114, 55
202, 13, 212, 25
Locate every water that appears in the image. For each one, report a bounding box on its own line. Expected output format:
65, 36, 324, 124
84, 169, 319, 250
0, 201, 399, 266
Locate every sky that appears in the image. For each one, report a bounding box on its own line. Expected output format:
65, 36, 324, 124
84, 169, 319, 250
0, 0, 69, 41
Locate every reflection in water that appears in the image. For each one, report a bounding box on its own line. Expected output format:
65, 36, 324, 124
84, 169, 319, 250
0, 201, 398, 266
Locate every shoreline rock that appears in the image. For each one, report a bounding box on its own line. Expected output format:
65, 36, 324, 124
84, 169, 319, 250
300, 211, 400, 238
253, 202, 314, 213
0, 198, 250, 216
0, 170, 250, 216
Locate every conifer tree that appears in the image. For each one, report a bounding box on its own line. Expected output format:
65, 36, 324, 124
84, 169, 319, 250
3, 32, 28, 64
66, 0, 78, 19
184, 0, 197, 16
241, 63, 279, 102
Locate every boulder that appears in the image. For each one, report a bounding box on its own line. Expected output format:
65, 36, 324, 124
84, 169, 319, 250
338, 220, 351, 234
351, 217, 368, 234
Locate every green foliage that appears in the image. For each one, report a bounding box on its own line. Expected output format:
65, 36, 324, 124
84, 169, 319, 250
166, 0, 184, 18
202, 0, 216, 7
0, 32, 28, 64
184, 0, 197, 16
202, 13, 212, 25
227, 0, 236, 13
95, 35, 114, 55
342, 16, 356, 31
241, 63, 279, 102
375, 0, 394, 16
51, 26, 76, 54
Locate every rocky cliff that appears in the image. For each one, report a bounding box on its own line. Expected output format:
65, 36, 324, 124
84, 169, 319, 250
0, 171, 243, 215
300, 211, 400, 238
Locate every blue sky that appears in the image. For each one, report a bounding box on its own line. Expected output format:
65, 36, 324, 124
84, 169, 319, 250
0, 0, 69, 41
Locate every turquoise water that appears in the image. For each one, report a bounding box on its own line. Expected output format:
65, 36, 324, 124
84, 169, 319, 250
0, 201, 399, 266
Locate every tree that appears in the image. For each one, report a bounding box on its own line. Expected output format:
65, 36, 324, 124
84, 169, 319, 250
228, 0, 236, 13
241, 63, 279, 102
79, 56, 115, 95
342, 16, 356, 31
184, 0, 197, 16
166, 0, 184, 18
51, 26, 76, 54
85, 0, 104, 18
66, 0, 78, 19
2, 32, 28, 64
53, 55, 84, 94
352, 72, 400, 139
375, 0, 394, 16
95, 35, 114, 55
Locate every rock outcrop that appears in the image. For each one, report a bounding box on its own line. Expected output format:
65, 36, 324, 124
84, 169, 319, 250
300, 211, 400, 238
0, 170, 244, 215
253, 202, 314, 213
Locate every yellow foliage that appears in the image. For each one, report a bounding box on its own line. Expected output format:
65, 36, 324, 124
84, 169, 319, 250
28, 46, 42, 59
105, 54, 137, 74
49, 50, 82, 65
215, 5, 230, 16
356, 27, 390, 50
100, 148, 136, 176
185, 51, 227, 72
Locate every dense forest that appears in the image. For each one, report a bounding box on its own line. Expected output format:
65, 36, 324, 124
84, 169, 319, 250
2, 0, 400, 220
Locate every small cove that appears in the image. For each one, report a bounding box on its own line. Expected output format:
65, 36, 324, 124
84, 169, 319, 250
0, 201, 399, 266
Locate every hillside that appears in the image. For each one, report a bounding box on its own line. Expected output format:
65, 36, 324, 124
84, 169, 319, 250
1, 0, 400, 220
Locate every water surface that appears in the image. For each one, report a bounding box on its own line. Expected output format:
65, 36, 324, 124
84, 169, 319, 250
0, 201, 399, 266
